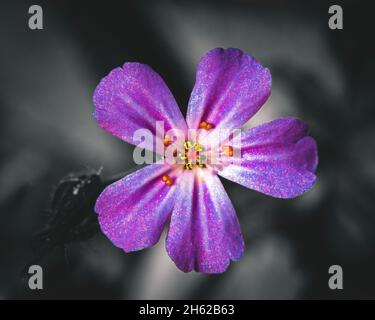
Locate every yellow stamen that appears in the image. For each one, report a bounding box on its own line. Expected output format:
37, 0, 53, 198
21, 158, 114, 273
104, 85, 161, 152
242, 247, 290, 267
194, 143, 202, 152
185, 163, 193, 170
165, 178, 173, 186
183, 141, 192, 149
223, 145, 234, 157
163, 135, 172, 146
199, 121, 207, 129
199, 121, 213, 130
162, 175, 174, 186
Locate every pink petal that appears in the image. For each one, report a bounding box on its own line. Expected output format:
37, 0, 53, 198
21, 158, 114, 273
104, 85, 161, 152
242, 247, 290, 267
166, 170, 244, 273
95, 163, 180, 252
186, 48, 271, 139
218, 117, 318, 199
93, 63, 187, 149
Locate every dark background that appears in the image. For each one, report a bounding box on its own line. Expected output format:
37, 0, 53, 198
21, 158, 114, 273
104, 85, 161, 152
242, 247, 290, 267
1, 0, 374, 299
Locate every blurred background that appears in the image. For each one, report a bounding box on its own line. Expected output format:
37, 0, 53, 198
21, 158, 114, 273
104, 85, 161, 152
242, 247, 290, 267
1, 0, 374, 299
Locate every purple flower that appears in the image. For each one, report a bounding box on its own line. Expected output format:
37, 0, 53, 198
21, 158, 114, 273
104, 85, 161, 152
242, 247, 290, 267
93, 48, 318, 273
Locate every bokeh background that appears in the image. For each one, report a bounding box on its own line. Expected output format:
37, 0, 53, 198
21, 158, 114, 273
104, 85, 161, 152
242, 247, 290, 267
1, 0, 374, 299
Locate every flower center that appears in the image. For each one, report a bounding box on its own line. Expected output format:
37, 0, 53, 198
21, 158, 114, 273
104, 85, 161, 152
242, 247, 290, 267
161, 121, 235, 186
179, 140, 206, 170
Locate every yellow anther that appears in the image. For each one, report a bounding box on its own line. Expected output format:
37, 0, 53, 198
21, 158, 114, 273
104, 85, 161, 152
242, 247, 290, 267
162, 175, 174, 186
223, 145, 234, 157
185, 163, 193, 170
199, 121, 213, 130
199, 121, 207, 129
163, 135, 172, 146
194, 143, 202, 152
183, 141, 192, 149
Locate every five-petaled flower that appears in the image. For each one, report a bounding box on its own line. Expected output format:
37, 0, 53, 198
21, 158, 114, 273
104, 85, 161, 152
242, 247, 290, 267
93, 48, 318, 273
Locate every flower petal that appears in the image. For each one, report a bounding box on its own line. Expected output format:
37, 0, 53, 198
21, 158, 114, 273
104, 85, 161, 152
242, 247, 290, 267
95, 163, 180, 252
166, 170, 244, 273
218, 117, 318, 198
93, 63, 187, 148
186, 48, 271, 138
